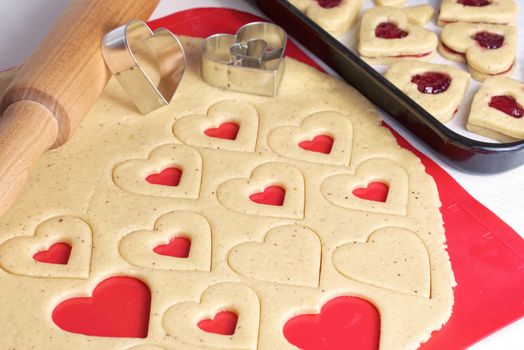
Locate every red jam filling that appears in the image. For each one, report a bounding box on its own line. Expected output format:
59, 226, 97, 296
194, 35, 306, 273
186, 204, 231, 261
316, 0, 342, 8
489, 95, 524, 118
375, 22, 408, 39
441, 43, 466, 59
457, 0, 491, 6
411, 72, 452, 94
473, 31, 504, 49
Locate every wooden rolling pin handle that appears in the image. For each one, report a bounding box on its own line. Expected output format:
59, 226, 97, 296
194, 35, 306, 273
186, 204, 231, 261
0, 101, 57, 214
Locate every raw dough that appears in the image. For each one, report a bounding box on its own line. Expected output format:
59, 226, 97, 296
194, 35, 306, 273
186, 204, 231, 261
467, 76, 524, 141
385, 61, 470, 123
358, 6, 438, 64
438, 0, 517, 26
0, 37, 455, 350
439, 22, 516, 82
287, 0, 364, 37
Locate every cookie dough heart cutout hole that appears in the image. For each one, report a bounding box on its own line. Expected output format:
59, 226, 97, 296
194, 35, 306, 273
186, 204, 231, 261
33, 242, 72, 265
198, 311, 238, 336
352, 182, 389, 203
52, 276, 151, 338
153, 236, 191, 258
204, 122, 240, 140
284, 296, 380, 350
249, 185, 286, 206
146, 167, 182, 187
298, 135, 334, 154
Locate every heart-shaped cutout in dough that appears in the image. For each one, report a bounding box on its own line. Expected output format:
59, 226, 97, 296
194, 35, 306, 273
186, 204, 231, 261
358, 6, 438, 64
217, 162, 305, 219
162, 282, 260, 349
173, 100, 259, 152
267, 111, 353, 166
0, 216, 92, 278
284, 296, 380, 350
228, 225, 321, 287
198, 311, 238, 335
321, 158, 408, 216
439, 22, 516, 81
113, 143, 202, 199
438, 0, 517, 26
288, 0, 364, 37
333, 227, 431, 298
119, 211, 211, 271
33, 242, 72, 265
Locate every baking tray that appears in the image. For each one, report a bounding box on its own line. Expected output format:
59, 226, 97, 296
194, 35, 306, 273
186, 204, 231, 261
255, 0, 524, 174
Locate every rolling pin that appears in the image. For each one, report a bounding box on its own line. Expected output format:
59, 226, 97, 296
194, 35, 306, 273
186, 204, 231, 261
0, 0, 159, 216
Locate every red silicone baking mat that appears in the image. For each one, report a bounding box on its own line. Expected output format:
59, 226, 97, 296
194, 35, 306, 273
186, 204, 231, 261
148, 8, 524, 350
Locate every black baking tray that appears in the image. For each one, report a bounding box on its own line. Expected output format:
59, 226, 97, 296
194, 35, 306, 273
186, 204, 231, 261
255, 0, 524, 174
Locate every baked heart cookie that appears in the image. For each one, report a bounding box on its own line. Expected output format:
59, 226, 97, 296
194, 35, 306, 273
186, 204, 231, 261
401, 5, 435, 25
0, 36, 455, 350
287, 0, 364, 37
358, 6, 438, 64
439, 22, 516, 82
467, 76, 524, 141
375, 0, 405, 7
438, 0, 517, 26
385, 61, 470, 123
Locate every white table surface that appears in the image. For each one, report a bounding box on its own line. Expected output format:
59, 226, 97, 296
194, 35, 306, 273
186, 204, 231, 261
0, 0, 522, 349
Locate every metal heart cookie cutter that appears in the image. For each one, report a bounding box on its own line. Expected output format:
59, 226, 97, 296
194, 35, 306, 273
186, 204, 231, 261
102, 19, 186, 114
201, 22, 287, 96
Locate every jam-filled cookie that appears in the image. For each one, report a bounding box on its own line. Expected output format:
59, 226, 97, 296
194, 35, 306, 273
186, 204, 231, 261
288, 0, 364, 37
439, 22, 516, 82
467, 76, 524, 142
438, 0, 517, 26
375, 0, 405, 7
358, 7, 438, 64
385, 61, 470, 123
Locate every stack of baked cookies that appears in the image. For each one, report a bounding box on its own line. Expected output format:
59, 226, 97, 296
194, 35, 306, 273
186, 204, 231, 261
288, 0, 524, 142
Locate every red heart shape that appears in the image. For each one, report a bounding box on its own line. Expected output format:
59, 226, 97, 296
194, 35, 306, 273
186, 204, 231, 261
352, 182, 389, 202
153, 236, 191, 258
52, 276, 151, 338
33, 242, 71, 265
198, 311, 238, 336
146, 167, 182, 187
249, 186, 286, 206
284, 296, 380, 350
298, 135, 334, 154
204, 122, 240, 140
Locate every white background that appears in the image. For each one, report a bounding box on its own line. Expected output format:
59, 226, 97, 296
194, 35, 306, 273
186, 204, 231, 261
0, 0, 522, 349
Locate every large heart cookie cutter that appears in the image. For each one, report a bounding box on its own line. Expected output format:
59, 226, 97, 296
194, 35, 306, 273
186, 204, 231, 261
102, 19, 186, 114
201, 22, 287, 96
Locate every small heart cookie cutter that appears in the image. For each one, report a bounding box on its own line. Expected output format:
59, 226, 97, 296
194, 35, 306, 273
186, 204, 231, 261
102, 19, 186, 114
201, 22, 287, 96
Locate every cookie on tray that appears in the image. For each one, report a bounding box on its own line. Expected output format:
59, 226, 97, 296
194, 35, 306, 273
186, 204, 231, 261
467, 76, 524, 142
439, 22, 516, 82
438, 0, 517, 26
375, 0, 405, 7
385, 61, 470, 123
358, 6, 438, 65
402, 5, 435, 25
288, 0, 364, 37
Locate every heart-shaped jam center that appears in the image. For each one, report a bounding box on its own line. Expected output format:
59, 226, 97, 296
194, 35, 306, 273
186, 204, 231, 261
204, 122, 240, 140
489, 95, 524, 119
198, 311, 238, 335
458, 0, 491, 6
473, 31, 504, 49
146, 168, 182, 187
375, 22, 408, 39
353, 182, 389, 202
316, 0, 342, 8
411, 72, 452, 94
33, 242, 72, 265
298, 135, 334, 154
153, 236, 191, 258
249, 186, 286, 206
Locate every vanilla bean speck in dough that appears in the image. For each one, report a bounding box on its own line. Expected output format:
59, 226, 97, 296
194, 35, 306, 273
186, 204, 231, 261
0, 37, 454, 350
